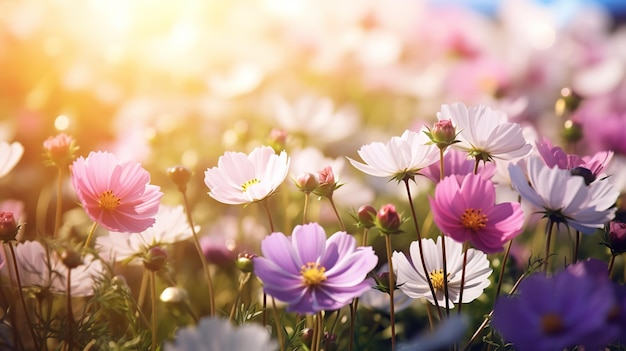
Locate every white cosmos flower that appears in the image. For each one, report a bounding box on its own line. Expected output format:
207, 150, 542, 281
2, 241, 103, 296
437, 103, 531, 162
509, 156, 619, 234
392, 236, 492, 308
0, 141, 24, 178
96, 204, 196, 264
204, 146, 290, 205
347, 129, 439, 182
164, 316, 277, 351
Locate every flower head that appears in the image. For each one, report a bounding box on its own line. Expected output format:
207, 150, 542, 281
421, 149, 496, 183
392, 236, 491, 308
492, 264, 618, 351
607, 220, 626, 255
43, 133, 78, 167
0, 212, 18, 242
0, 141, 24, 178
253, 223, 378, 314
509, 156, 618, 234
423, 119, 459, 150
70, 151, 163, 233
164, 317, 277, 351
204, 146, 290, 205
347, 129, 439, 182
96, 205, 195, 265
437, 103, 531, 162
430, 173, 524, 253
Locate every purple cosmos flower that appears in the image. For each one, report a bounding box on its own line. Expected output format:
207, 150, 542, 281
253, 222, 378, 314
429, 173, 524, 253
492, 263, 618, 351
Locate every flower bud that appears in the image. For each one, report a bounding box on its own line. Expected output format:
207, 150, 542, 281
300, 328, 313, 347
561, 119, 583, 144
356, 205, 377, 229
374, 271, 396, 294
268, 128, 288, 153
375, 204, 402, 235
236, 252, 256, 273
160, 286, 189, 305
43, 133, 78, 167
313, 166, 339, 198
61, 249, 83, 269
554, 87, 582, 117
143, 246, 168, 272
295, 172, 318, 194
608, 221, 626, 255
322, 332, 338, 351
167, 166, 192, 192
0, 212, 18, 242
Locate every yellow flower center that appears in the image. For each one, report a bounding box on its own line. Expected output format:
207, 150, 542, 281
461, 208, 488, 231
540, 313, 564, 335
429, 269, 446, 291
301, 262, 327, 286
241, 178, 260, 192
98, 190, 121, 211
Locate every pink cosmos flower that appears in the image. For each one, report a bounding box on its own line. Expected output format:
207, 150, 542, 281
429, 173, 524, 253
421, 149, 496, 183
536, 137, 613, 183
71, 151, 163, 233
253, 223, 378, 314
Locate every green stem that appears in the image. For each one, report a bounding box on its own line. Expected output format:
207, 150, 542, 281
385, 234, 396, 351
573, 230, 580, 264
150, 271, 157, 351
438, 148, 451, 317
403, 179, 443, 319
82, 222, 98, 249
608, 255, 616, 278
53, 167, 64, 238
7, 243, 41, 350
270, 297, 285, 351
229, 272, 250, 322
181, 190, 216, 316
494, 240, 513, 299
327, 196, 345, 232
544, 220, 555, 273
302, 193, 310, 224
457, 243, 469, 315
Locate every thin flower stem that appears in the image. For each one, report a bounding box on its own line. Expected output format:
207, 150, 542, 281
384, 234, 396, 351
608, 255, 616, 278
229, 272, 250, 322
313, 312, 324, 351
544, 220, 555, 273
7, 243, 41, 351
270, 297, 285, 351
137, 270, 148, 312
53, 167, 64, 238
463, 270, 527, 351
2, 245, 25, 351
349, 300, 357, 351
438, 148, 451, 317
403, 178, 443, 319
83, 222, 98, 249
457, 242, 469, 315
261, 199, 276, 232
303, 193, 310, 224
573, 230, 581, 264
180, 190, 216, 316
150, 271, 157, 351
425, 304, 435, 331
65, 268, 74, 351
327, 197, 346, 232
494, 240, 513, 299
361, 228, 369, 247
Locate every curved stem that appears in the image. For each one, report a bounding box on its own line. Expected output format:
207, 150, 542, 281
403, 179, 442, 319
270, 297, 285, 351
608, 255, 616, 278
7, 243, 41, 350
82, 222, 98, 249
261, 199, 275, 233
457, 243, 469, 315
494, 240, 513, 299
181, 190, 216, 316
229, 272, 251, 322
573, 230, 581, 264
302, 193, 310, 224
384, 234, 396, 351
349, 301, 357, 351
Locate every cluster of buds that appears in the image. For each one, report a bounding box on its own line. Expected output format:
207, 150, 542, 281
355, 204, 403, 235
295, 166, 342, 198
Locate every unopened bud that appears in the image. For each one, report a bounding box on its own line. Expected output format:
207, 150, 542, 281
295, 173, 318, 194
609, 221, 626, 255
0, 212, 18, 242
376, 204, 402, 235
61, 249, 83, 269
167, 166, 192, 192
313, 166, 339, 198
357, 205, 377, 229
143, 246, 168, 272
561, 119, 583, 144
160, 286, 189, 305
268, 128, 288, 153
236, 252, 256, 273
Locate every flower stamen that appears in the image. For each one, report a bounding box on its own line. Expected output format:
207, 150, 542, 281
461, 208, 488, 231
241, 178, 260, 192
98, 190, 121, 211
540, 313, 564, 335
301, 262, 327, 286
429, 269, 446, 291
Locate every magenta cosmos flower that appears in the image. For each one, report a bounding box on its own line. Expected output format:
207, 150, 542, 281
429, 173, 524, 253
71, 151, 163, 232
253, 222, 378, 314
204, 146, 290, 205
